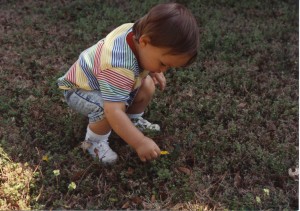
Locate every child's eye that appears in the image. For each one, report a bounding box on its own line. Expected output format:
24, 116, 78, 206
160, 62, 167, 67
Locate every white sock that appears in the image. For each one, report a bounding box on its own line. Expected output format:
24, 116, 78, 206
85, 126, 111, 143
127, 112, 144, 119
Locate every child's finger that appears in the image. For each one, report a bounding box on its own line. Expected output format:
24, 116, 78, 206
151, 150, 159, 159
152, 77, 158, 84
139, 155, 146, 162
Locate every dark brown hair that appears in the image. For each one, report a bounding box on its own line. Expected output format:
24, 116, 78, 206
133, 3, 199, 65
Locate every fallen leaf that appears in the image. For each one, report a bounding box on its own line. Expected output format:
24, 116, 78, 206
142, 202, 154, 210
71, 170, 85, 181
27, 95, 37, 101
234, 171, 242, 188
151, 195, 156, 203
121, 201, 130, 209
171, 203, 185, 210
131, 196, 143, 205
109, 198, 118, 202
187, 89, 193, 97
127, 167, 134, 175
32, 110, 40, 119
177, 167, 191, 175
237, 102, 247, 108
267, 121, 276, 131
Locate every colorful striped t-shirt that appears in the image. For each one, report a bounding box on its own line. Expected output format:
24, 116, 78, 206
57, 23, 148, 104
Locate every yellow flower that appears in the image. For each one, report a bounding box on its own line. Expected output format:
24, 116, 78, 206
160, 151, 169, 155
42, 155, 49, 162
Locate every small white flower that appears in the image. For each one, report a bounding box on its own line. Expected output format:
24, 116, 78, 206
288, 167, 299, 181
68, 182, 77, 191
53, 169, 60, 176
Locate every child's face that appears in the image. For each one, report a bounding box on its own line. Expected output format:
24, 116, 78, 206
137, 37, 191, 73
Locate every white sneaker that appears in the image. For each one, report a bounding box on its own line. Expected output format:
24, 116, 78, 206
85, 139, 118, 165
132, 117, 160, 131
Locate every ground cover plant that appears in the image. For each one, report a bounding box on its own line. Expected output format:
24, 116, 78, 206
0, 0, 298, 209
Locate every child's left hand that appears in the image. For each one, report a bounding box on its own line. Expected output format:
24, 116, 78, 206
150, 73, 166, 91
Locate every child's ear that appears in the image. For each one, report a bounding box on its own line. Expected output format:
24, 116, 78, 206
139, 35, 151, 47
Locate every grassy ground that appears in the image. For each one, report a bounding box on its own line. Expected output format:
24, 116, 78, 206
0, 0, 298, 209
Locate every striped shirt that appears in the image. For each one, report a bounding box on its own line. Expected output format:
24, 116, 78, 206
57, 23, 148, 104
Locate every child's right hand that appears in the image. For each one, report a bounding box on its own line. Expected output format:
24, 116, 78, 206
149, 72, 167, 91
135, 136, 161, 162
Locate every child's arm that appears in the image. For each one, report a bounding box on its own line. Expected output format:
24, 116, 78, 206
104, 101, 161, 161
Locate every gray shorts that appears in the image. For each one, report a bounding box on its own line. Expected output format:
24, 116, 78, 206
63, 88, 139, 123
64, 89, 105, 123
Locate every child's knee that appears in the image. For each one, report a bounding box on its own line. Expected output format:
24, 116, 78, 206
133, 76, 155, 105
142, 76, 155, 97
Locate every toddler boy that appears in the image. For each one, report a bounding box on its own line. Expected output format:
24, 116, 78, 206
57, 3, 199, 164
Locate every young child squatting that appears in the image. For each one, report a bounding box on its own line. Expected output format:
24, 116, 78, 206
57, 3, 199, 165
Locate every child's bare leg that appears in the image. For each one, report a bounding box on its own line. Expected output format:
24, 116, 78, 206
88, 118, 111, 135
127, 75, 155, 114
126, 75, 160, 131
